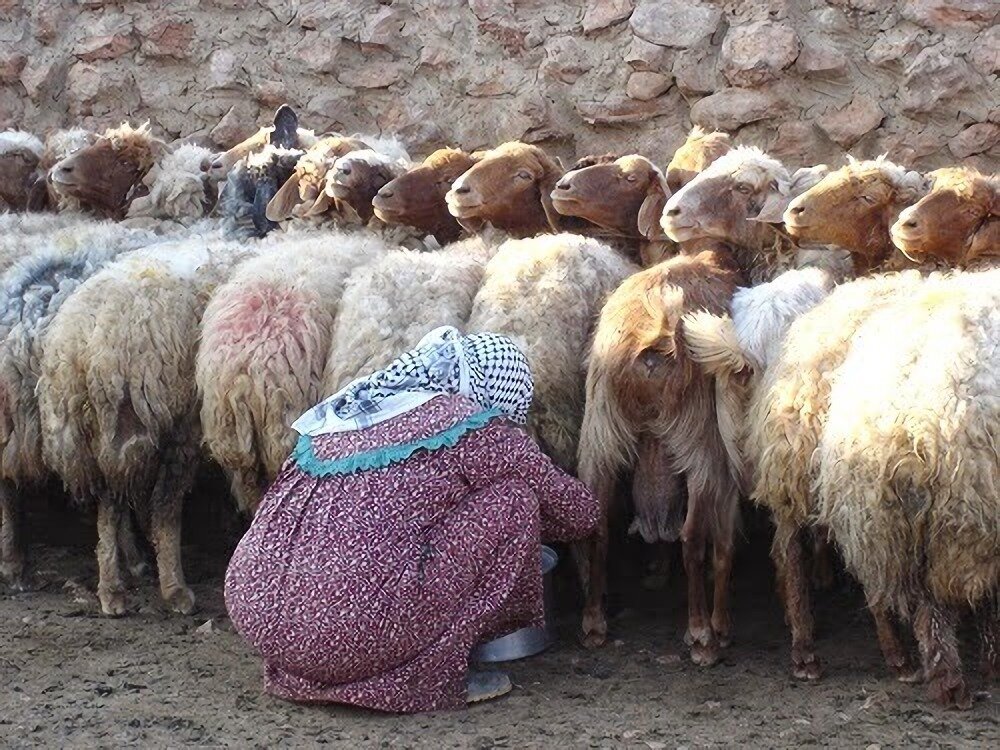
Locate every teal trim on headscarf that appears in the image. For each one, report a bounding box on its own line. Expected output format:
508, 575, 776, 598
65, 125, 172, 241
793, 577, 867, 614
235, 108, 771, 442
291, 407, 504, 477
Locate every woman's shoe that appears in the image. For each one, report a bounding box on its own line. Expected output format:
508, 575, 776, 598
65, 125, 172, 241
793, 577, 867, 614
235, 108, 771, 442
466, 670, 512, 704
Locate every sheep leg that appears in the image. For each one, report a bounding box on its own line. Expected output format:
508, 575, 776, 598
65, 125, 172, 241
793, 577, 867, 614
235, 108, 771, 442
710, 523, 736, 650
807, 528, 836, 591
681, 483, 718, 666
978, 602, 998, 681
117, 510, 149, 579
575, 473, 613, 650
95, 497, 127, 616
774, 524, 821, 680
913, 599, 971, 710
0, 479, 27, 590
149, 448, 196, 615
871, 605, 921, 683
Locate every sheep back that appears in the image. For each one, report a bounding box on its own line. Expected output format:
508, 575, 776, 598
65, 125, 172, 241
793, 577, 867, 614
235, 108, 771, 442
197, 232, 387, 514
468, 233, 637, 472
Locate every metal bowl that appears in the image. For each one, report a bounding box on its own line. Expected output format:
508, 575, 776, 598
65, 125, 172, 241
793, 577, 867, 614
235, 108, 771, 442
471, 545, 558, 663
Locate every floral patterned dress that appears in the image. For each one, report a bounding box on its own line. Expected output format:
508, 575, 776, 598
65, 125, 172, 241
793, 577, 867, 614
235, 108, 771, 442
224, 394, 597, 713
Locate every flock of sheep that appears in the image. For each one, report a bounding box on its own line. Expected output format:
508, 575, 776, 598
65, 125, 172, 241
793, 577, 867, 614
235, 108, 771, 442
0, 104, 996, 711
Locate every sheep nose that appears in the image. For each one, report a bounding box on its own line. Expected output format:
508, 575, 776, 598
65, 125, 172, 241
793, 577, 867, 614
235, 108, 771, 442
901, 218, 918, 229
378, 187, 394, 199
454, 185, 471, 195
59, 165, 73, 175
665, 206, 680, 217
554, 179, 570, 191
789, 205, 805, 215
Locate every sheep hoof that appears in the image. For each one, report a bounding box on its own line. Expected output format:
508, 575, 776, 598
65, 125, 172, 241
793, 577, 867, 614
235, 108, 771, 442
580, 609, 607, 649
928, 674, 972, 710
165, 586, 196, 616
791, 645, 822, 681
894, 664, 924, 684
99, 591, 128, 617
690, 641, 721, 667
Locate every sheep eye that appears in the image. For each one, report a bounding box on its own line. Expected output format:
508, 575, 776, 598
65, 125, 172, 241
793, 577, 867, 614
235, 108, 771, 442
735, 183, 752, 194
625, 174, 638, 183
516, 171, 532, 180
859, 194, 877, 205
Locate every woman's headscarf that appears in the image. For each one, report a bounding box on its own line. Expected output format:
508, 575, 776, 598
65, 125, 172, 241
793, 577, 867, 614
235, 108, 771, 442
291, 326, 533, 436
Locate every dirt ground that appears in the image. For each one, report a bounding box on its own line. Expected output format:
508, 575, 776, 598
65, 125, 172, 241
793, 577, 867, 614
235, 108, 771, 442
2, 495, 996, 749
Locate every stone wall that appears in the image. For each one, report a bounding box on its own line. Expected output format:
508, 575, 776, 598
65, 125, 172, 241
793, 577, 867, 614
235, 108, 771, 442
1, 0, 998, 171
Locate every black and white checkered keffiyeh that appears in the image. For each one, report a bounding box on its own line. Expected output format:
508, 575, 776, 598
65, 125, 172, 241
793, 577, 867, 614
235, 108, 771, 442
291, 326, 533, 436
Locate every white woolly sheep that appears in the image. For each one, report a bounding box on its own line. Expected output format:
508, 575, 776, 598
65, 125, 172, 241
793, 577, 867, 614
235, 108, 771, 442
321, 234, 497, 397
196, 230, 390, 516
468, 233, 637, 472
125, 143, 217, 227
0, 220, 168, 587
38, 230, 256, 615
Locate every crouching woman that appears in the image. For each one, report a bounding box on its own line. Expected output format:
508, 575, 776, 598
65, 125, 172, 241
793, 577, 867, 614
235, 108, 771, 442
225, 326, 597, 713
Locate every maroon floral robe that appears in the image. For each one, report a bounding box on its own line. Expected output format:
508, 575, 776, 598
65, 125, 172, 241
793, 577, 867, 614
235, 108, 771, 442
224, 395, 597, 713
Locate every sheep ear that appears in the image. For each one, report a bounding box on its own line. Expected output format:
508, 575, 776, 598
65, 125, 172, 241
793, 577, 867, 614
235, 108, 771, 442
26, 175, 49, 212
252, 179, 279, 236
665, 167, 694, 194
637, 171, 671, 240
968, 218, 1000, 261
265, 174, 302, 222
304, 190, 335, 217
753, 167, 826, 224
271, 105, 299, 149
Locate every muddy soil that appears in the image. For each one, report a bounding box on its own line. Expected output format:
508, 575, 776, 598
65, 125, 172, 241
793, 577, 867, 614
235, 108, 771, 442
1, 497, 996, 749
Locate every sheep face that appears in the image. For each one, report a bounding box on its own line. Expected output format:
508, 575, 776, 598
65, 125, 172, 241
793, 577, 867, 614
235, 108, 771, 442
446, 142, 563, 237
266, 136, 370, 222
325, 151, 401, 222
665, 126, 732, 193
784, 161, 928, 265
0, 147, 41, 211
662, 148, 789, 249
373, 148, 477, 242
891, 168, 1000, 266
49, 126, 163, 220
551, 155, 669, 238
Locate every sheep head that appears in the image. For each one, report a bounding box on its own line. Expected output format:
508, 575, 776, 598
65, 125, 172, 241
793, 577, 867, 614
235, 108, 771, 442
125, 143, 216, 224
551, 154, 670, 240
0, 131, 43, 211
373, 148, 478, 243
784, 156, 929, 271
661, 147, 793, 251
33, 128, 97, 211
446, 141, 564, 238
665, 126, 733, 193
320, 149, 404, 223
265, 135, 369, 222
891, 167, 1000, 268
206, 104, 316, 180
49, 122, 165, 220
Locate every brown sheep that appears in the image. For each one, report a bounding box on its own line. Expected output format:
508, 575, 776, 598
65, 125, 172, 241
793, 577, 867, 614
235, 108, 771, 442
446, 141, 564, 237
891, 167, 1000, 269
665, 126, 733, 193
29, 128, 98, 212
577, 242, 743, 664
264, 135, 371, 222
550, 154, 672, 266
784, 156, 929, 275
0, 132, 43, 212
372, 148, 480, 244
320, 144, 411, 224
48, 123, 164, 220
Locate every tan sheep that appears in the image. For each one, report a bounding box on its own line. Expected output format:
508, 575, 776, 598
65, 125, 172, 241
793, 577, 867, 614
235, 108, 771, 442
39, 234, 256, 615
196, 230, 389, 515
0, 131, 43, 212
